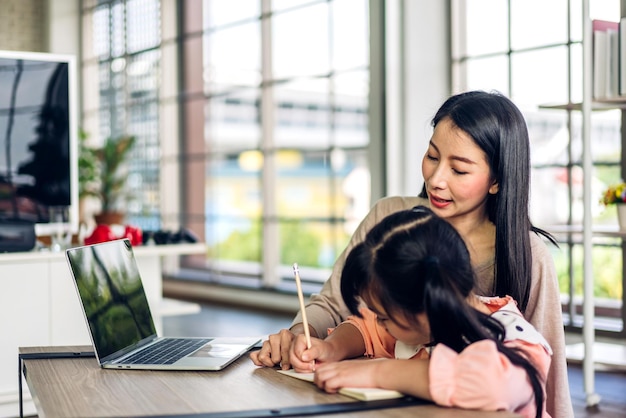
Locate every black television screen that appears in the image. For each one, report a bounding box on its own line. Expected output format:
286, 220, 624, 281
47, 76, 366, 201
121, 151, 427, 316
0, 50, 78, 235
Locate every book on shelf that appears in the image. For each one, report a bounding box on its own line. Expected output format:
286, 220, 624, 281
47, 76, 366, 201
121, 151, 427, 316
593, 19, 620, 100
277, 369, 405, 401
609, 26, 619, 98
618, 17, 626, 96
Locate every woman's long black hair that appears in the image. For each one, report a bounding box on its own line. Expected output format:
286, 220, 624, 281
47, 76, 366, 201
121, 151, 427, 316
341, 206, 545, 418
418, 90, 557, 313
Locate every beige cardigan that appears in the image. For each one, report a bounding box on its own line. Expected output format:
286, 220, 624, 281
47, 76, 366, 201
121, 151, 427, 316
292, 196, 573, 418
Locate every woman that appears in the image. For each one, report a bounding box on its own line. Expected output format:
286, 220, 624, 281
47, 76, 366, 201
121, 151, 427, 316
250, 90, 572, 417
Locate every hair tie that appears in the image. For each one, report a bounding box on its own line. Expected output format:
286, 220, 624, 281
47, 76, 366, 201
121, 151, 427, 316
423, 255, 439, 266
411, 205, 428, 213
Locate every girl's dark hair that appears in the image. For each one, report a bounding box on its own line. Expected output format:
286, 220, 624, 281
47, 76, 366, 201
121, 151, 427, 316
340, 206, 544, 418
418, 90, 556, 313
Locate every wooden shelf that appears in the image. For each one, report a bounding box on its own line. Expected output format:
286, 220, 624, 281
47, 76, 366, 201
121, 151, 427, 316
566, 342, 626, 371
546, 224, 626, 238
0, 242, 206, 262
539, 99, 626, 111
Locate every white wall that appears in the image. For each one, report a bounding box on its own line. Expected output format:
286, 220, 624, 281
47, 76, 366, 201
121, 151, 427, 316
46, 0, 80, 56
385, 0, 450, 196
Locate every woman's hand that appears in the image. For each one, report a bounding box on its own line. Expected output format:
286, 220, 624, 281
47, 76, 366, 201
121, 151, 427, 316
250, 323, 319, 370
249, 328, 295, 369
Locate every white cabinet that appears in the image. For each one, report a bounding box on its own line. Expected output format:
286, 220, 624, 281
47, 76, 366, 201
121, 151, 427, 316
0, 261, 51, 400
0, 243, 205, 418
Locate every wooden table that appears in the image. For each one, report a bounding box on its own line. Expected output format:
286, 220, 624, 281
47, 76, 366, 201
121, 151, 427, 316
19, 345, 520, 418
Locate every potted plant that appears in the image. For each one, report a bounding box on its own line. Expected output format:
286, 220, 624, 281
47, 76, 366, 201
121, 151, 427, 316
600, 181, 626, 229
78, 130, 98, 202
79, 133, 136, 225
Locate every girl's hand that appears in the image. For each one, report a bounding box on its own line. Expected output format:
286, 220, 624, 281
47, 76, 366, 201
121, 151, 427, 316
313, 359, 384, 393
289, 334, 340, 373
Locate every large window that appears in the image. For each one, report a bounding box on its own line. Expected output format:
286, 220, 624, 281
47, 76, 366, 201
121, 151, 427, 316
452, 0, 624, 336
176, 0, 371, 288
82, 0, 371, 291
81, 0, 163, 230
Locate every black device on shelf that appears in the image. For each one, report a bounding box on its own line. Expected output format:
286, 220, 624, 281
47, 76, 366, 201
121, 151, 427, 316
0, 219, 36, 252
142, 228, 199, 245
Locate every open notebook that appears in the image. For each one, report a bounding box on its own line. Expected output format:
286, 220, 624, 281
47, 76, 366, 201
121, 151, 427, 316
277, 369, 405, 401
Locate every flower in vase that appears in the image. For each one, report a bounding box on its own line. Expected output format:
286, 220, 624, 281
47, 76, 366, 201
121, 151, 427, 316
600, 182, 626, 206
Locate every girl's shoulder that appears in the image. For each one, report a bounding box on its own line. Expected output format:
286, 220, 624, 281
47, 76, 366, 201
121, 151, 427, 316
477, 295, 514, 312
483, 296, 553, 354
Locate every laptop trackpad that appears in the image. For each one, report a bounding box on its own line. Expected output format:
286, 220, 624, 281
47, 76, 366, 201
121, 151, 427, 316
189, 341, 253, 359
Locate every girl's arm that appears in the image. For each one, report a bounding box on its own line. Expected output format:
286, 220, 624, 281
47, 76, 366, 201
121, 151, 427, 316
429, 340, 548, 415
290, 323, 366, 372
314, 339, 549, 417
292, 306, 399, 372
313, 357, 432, 400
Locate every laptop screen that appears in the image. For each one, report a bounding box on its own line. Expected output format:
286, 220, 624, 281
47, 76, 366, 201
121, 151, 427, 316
66, 239, 157, 360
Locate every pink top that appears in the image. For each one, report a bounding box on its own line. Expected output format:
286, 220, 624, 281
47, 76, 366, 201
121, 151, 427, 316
341, 296, 552, 418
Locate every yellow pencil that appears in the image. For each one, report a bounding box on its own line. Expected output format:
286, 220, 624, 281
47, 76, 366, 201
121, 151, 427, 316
292, 263, 312, 349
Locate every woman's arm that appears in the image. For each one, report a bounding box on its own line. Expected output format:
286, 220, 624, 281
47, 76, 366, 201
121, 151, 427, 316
525, 233, 573, 418
250, 197, 414, 370
253, 197, 425, 370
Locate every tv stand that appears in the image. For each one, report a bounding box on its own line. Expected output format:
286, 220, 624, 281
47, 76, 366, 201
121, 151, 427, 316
0, 242, 206, 418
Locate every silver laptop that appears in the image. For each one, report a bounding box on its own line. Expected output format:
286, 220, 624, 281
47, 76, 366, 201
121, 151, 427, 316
65, 238, 260, 370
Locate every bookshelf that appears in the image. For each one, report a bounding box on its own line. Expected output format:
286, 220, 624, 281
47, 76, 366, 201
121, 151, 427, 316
540, 98, 626, 111
538, 1, 626, 408
540, 0, 626, 407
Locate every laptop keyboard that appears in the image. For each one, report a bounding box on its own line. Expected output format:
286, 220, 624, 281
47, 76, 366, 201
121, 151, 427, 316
124, 338, 212, 365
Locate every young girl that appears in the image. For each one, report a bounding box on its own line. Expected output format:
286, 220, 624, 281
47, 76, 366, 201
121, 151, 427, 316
250, 90, 571, 417
294, 206, 551, 418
